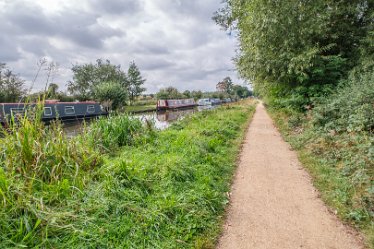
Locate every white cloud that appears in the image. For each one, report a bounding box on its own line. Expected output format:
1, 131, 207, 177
1, 0, 246, 93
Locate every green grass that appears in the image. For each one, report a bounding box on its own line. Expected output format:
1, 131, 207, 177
0, 100, 256, 248
267, 108, 374, 248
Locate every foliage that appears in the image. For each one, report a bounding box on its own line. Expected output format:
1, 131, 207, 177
0, 100, 256, 248
28, 89, 75, 102
68, 59, 127, 101
94, 81, 128, 110
312, 62, 374, 133
47, 83, 59, 99
191, 90, 203, 100
232, 85, 252, 99
127, 61, 146, 104
0, 63, 26, 102
216, 76, 233, 94
214, 0, 373, 110
156, 86, 185, 99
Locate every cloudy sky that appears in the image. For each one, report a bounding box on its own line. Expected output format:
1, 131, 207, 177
0, 0, 244, 93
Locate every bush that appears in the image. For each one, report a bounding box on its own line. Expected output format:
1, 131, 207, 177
312, 62, 374, 133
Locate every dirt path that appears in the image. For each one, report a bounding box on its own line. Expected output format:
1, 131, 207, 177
217, 103, 363, 249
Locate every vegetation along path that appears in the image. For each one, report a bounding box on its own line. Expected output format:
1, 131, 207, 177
218, 103, 364, 249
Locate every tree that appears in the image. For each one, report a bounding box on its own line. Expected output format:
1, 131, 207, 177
68, 59, 127, 101
0, 63, 26, 102
94, 81, 127, 111
156, 87, 184, 100
216, 76, 234, 94
183, 90, 191, 98
127, 61, 146, 104
191, 90, 203, 100
214, 0, 373, 109
232, 85, 252, 99
47, 83, 59, 99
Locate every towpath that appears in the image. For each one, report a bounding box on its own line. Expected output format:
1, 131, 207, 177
217, 103, 363, 249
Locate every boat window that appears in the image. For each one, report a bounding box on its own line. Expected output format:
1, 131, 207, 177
10, 108, 25, 116
87, 105, 95, 113
44, 107, 53, 116
65, 106, 75, 115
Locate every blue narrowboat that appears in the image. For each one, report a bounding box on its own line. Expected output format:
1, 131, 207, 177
0, 100, 107, 126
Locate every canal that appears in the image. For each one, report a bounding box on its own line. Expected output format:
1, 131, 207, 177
63, 105, 217, 137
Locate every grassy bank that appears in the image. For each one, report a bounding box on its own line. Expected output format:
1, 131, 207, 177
267, 108, 373, 248
0, 100, 256, 248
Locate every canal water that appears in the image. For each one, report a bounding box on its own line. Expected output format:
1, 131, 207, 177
63, 105, 217, 137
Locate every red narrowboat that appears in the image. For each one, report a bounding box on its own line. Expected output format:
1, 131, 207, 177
157, 98, 196, 111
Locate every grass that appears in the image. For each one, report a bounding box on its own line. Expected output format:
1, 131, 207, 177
267, 107, 374, 248
0, 99, 256, 248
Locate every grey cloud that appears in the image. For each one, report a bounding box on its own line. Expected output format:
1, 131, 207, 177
2, 2, 122, 49
0, 37, 22, 62
138, 59, 174, 71
1, 0, 243, 93
90, 0, 142, 15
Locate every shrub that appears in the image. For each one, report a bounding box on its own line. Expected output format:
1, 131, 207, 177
312, 62, 374, 133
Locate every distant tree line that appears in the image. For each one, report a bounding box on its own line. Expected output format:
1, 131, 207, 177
156, 77, 252, 100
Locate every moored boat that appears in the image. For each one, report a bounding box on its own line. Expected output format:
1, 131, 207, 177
197, 98, 223, 106
0, 100, 107, 126
197, 98, 212, 106
157, 98, 196, 111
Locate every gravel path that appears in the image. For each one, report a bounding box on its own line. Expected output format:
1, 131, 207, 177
217, 103, 363, 249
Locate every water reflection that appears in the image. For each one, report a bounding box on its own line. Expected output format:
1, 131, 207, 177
136, 108, 198, 130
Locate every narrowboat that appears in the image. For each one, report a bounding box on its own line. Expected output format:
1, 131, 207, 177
157, 98, 196, 111
197, 98, 212, 106
197, 98, 223, 106
210, 98, 222, 105
0, 100, 107, 126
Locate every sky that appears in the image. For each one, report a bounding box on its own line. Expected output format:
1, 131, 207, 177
0, 0, 245, 94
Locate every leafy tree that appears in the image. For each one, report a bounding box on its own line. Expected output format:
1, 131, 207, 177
214, 0, 373, 110
68, 59, 127, 101
216, 76, 233, 94
127, 61, 146, 104
0, 63, 26, 102
183, 90, 191, 98
232, 85, 252, 99
47, 83, 59, 99
156, 87, 184, 99
94, 81, 127, 110
191, 90, 203, 100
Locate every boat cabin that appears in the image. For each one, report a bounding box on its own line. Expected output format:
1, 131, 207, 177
0, 101, 107, 126
157, 98, 196, 110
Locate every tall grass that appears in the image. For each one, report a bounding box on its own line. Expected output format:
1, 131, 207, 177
87, 114, 154, 152
0, 101, 103, 247
0, 100, 256, 248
